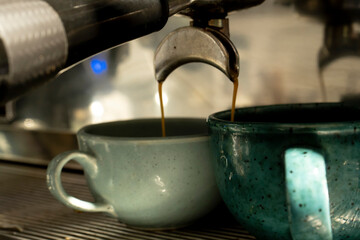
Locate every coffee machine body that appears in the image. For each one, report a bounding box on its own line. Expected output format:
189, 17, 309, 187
0, 0, 360, 165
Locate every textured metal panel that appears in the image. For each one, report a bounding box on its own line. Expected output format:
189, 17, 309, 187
0, 163, 256, 240
0, 0, 67, 84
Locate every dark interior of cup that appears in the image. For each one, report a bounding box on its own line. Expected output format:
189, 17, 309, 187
212, 103, 360, 123
83, 118, 208, 138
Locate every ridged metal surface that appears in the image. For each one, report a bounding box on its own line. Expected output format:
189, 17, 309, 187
0, 163, 256, 240
0, 0, 67, 83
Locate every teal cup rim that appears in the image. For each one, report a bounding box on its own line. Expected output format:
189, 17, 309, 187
78, 118, 209, 143
208, 102, 360, 132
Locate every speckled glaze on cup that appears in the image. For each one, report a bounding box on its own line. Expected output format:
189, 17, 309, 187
208, 103, 360, 240
47, 118, 221, 229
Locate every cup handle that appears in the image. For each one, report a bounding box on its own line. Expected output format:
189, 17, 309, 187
46, 151, 114, 214
284, 148, 333, 240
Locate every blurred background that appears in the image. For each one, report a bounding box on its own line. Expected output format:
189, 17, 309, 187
1, 0, 360, 164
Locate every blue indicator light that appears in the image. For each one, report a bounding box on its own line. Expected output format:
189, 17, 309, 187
90, 59, 108, 74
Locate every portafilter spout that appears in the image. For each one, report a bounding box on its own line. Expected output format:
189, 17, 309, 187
154, 19, 239, 83
156, 0, 265, 82
154, 19, 239, 135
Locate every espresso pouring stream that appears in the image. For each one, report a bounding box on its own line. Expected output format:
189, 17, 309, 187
158, 76, 238, 137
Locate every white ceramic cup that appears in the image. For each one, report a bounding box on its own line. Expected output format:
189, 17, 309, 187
47, 118, 221, 229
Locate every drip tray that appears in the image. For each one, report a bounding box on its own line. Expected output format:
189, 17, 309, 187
0, 163, 256, 240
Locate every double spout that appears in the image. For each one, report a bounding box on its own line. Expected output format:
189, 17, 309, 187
154, 19, 239, 83
157, 0, 265, 83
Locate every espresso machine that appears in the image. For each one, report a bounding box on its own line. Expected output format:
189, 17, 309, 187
0, 0, 263, 166
0, 0, 359, 239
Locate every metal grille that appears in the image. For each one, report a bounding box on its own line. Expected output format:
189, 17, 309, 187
0, 163, 256, 240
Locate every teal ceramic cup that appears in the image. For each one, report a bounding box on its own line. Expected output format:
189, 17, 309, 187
47, 118, 221, 229
208, 103, 360, 240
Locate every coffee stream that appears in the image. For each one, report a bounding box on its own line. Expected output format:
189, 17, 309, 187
231, 77, 239, 122
158, 81, 166, 137
158, 76, 239, 137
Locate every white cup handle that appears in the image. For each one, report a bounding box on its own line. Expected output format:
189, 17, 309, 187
46, 151, 114, 214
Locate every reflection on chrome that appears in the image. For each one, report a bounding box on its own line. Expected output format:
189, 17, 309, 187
90, 101, 104, 118
0, 133, 11, 153
21, 118, 44, 129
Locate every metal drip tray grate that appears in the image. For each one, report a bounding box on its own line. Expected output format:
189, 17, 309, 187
0, 163, 256, 240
